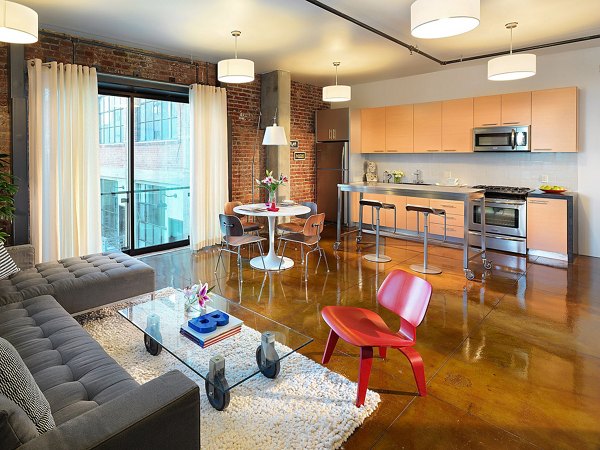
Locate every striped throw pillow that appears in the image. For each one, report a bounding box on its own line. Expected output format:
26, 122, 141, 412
0, 242, 19, 280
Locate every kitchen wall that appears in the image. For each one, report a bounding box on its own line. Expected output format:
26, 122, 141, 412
343, 45, 600, 258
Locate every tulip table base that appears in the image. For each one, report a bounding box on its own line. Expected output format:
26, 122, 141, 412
250, 255, 294, 271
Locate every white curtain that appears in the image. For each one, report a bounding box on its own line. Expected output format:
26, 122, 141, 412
189, 84, 229, 251
28, 59, 101, 262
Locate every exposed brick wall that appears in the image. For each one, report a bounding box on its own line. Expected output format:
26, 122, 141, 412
0, 30, 326, 219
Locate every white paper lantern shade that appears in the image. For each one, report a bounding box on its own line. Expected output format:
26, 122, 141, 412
0, 0, 38, 44
411, 0, 480, 39
488, 53, 536, 81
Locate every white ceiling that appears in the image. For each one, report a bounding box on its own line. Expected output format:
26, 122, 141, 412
24, 0, 600, 86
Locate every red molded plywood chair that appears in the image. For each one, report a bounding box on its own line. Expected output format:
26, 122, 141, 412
321, 269, 432, 407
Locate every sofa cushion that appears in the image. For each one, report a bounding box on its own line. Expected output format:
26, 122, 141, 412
0, 251, 155, 313
0, 337, 55, 434
0, 393, 39, 449
0, 296, 139, 426
0, 243, 19, 281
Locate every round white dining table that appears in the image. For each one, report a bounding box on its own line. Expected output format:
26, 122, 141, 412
233, 203, 310, 271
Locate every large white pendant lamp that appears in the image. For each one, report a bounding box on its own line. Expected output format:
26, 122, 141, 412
262, 109, 288, 146
322, 62, 351, 103
488, 22, 536, 81
411, 0, 479, 39
0, 0, 38, 44
218, 30, 254, 84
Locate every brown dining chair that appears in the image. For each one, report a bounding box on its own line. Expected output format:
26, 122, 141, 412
278, 213, 329, 279
276, 201, 318, 256
224, 201, 263, 235
216, 214, 266, 272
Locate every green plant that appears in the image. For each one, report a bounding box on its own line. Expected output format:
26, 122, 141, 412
0, 153, 18, 243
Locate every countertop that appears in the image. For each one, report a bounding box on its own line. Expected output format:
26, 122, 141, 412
528, 190, 577, 200
339, 182, 484, 198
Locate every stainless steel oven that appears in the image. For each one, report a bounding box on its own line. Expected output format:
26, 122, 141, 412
473, 126, 530, 152
468, 197, 527, 254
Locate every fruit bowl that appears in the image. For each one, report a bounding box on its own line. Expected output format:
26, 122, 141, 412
539, 185, 567, 194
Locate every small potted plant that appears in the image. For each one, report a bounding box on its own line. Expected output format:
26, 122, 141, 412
0, 153, 17, 243
392, 170, 405, 184
256, 170, 288, 211
183, 282, 213, 314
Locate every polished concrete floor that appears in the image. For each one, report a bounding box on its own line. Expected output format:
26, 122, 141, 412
141, 226, 600, 449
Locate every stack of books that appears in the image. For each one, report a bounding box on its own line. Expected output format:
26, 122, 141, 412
180, 308, 243, 348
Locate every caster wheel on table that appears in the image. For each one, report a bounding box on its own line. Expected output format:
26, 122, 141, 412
483, 260, 493, 270
205, 374, 230, 411
465, 269, 475, 281
144, 334, 162, 356
333, 242, 340, 251
256, 346, 280, 379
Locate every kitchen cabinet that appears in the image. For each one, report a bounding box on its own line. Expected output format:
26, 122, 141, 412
315, 108, 349, 142
384, 195, 407, 231
473, 95, 502, 127
385, 105, 413, 153
361, 107, 386, 153
527, 197, 568, 255
442, 98, 474, 153
501, 91, 531, 126
531, 87, 578, 152
406, 197, 430, 232
430, 198, 465, 240
351, 193, 387, 226
414, 102, 442, 153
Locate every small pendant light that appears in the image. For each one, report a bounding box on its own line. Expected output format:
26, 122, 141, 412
322, 62, 351, 102
218, 30, 255, 84
262, 108, 288, 146
0, 0, 38, 44
488, 22, 536, 81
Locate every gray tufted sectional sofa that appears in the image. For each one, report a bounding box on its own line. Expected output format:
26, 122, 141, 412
0, 245, 200, 449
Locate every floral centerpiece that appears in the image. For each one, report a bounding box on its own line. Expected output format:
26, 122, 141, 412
183, 282, 213, 313
256, 170, 288, 211
392, 170, 404, 184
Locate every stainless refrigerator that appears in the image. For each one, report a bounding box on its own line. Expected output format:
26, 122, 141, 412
316, 142, 349, 223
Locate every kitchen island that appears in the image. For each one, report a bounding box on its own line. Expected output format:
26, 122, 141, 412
335, 182, 488, 279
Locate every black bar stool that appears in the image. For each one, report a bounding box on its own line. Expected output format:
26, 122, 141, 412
406, 205, 446, 274
359, 199, 396, 263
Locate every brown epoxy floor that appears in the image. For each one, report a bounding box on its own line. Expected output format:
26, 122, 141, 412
140, 226, 600, 449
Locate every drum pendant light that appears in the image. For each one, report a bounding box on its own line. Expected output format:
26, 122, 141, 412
218, 30, 254, 84
0, 0, 38, 44
411, 0, 479, 39
488, 22, 536, 81
322, 62, 351, 102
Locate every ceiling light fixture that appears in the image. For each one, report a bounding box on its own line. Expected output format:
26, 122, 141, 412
322, 62, 351, 102
218, 30, 254, 84
488, 22, 536, 81
411, 0, 480, 39
0, 0, 38, 44
262, 108, 288, 146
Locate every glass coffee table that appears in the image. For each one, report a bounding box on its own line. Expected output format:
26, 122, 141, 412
118, 289, 313, 410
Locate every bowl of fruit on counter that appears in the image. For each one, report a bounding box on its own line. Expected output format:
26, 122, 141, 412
539, 184, 567, 194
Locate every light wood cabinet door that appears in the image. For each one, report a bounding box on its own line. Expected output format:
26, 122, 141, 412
385, 105, 413, 153
351, 192, 360, 223
527, 198, 568, 254
442, 98, 474, 153
384, 195, 407, 231
501, 91, 531, 126
413, 102, 441, 153
531, 87, 578, 152
473, 95, 501, 127
405, 197, 430, 232
361, 107, 386, 153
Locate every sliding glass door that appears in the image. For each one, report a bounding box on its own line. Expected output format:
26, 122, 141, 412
99, 93, 190, 254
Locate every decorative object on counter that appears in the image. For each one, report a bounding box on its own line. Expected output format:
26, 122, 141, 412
539, 185, 567, 194
183, 282, 213, 313
256, 170, 288, 211
217, 30, 254, 84
411, 0, 480, 39
412, 169, 423, 184
322, 62, 351, 102
392, 170, 405, 183
363, 160, 378, 183
488, 22, 536, 81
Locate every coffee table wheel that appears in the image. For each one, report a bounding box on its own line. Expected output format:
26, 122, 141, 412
205, 375, 230, 411
256, 346, 280, 379
144, 334, 162, 356
333, 241, 341, 251
465, 269, 475, 281
356, 236, 362, 244
483, 259, 493, 270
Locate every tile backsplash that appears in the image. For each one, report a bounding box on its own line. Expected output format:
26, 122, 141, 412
350, 152, 578, 189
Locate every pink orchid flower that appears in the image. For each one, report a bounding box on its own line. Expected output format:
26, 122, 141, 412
197, 283, 211, 308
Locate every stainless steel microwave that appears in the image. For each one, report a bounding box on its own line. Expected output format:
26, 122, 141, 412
473, 126, 530, 152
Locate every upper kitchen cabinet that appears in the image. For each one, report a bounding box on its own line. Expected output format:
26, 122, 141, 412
473, 95, 501, 127
315, 108, 349, 142
531, 87, 578, 152
385, 105, 413, 153
501, 92, 531, 126
361, 107, 386, 153
414, 101, 442, 153
442, 98, 474, 153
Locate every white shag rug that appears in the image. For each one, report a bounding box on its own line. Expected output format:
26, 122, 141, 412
77, 288, 380, 450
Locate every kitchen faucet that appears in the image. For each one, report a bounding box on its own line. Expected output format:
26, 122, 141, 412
413, 169, 423, 184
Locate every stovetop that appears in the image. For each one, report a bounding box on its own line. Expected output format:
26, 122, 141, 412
472, 185, 533, 198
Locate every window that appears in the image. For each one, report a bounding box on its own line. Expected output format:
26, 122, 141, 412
98, 95, 125, 144
134, 99, 180, 142
135, 182, 167, 247
100, 179, 127, 250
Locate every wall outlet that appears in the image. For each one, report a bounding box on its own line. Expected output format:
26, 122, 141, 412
540, 174, 549, 183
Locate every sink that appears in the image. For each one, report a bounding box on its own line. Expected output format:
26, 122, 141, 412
398, 182, 432, 186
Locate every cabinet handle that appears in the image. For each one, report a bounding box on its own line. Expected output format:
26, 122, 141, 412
503, 121, 520, 125
333, 129, 336, 139
426, 149, 439, 152
528, 200, 549, 204
481, 123, 498, 126
534, 148, 553, 152
443, 149, 457, 152
329, 129, 332, 139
